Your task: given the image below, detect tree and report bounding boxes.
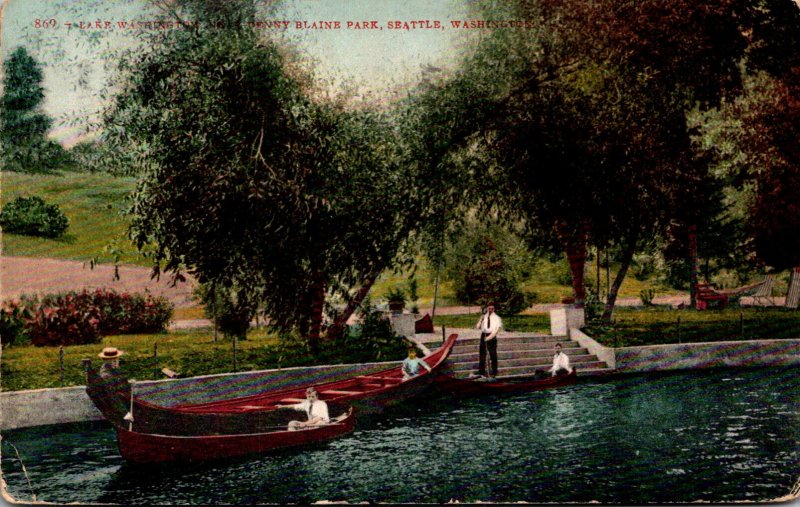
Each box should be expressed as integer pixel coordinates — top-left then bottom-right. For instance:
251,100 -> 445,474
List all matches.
1,46 -> 67,173
105,1 -> 420,351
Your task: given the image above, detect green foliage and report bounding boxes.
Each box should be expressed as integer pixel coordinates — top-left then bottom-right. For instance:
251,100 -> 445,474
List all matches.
640,289 -> 656,306
384,287 -> 407,304
0,196 -> 69,238
1,47 -> 66,173
446,222 -> 536,314
195,283 -> 256,340
0,303 -> 32,347
105,5 -> 424,343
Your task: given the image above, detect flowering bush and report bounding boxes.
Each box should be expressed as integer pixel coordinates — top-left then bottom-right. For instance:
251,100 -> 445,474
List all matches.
15,289 -> 174,347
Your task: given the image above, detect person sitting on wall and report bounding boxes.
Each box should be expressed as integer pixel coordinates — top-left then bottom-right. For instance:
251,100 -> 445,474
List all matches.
549,343 -> 573,376
287,387 -> 330,431
97,347 -> 124,376
402,346 -> 432,381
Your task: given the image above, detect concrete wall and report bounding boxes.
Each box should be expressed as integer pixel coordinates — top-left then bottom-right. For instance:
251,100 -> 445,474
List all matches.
570,328 -> 616,369
1,361 -> 397,431
550,308 -> 585,337
614,339 -> 800,373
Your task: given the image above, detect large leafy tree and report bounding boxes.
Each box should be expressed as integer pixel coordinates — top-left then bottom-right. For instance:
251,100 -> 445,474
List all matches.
1,47 -> 67,173
105,1 -> 417,350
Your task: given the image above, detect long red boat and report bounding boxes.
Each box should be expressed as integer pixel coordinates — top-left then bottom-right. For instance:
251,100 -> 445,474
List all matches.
434,369 -> 577,395
86,334 -> 458,436
116,408 -> 356,464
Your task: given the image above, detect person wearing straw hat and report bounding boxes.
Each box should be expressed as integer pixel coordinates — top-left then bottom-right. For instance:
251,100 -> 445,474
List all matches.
98,347 -> 124,376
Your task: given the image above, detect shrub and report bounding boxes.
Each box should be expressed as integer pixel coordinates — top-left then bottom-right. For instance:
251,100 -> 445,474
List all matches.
0,196 -> 69,238
18,289 -> 173,347
195,283 -> 256,340
0,302 -> 32,347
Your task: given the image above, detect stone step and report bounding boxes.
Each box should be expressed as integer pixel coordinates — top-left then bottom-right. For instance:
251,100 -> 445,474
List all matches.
454,335 -> 567,346
449,347 -> 588,362
487,367 -> 616,380
447,354 -> 601,371
452,341 -> 575,355
451,361 -> 610,378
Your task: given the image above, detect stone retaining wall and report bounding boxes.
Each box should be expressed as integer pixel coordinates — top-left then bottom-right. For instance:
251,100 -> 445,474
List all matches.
0,361 -> 395,431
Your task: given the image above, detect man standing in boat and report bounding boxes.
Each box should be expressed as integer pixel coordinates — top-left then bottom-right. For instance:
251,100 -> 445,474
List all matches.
475,302 -> 502,378
549,343 -> 573,376
287,387 -> 330,431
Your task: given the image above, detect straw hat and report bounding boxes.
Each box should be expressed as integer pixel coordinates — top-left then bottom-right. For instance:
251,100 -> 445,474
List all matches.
98,347 -> 124,359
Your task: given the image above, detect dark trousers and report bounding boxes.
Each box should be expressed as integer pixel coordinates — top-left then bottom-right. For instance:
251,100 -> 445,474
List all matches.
478,333 -> 498,376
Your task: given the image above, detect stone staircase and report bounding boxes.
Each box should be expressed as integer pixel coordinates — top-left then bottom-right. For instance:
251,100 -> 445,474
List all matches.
444,333 -> 613,378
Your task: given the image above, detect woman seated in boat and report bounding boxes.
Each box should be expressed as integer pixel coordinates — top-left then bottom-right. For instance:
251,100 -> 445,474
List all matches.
549,343 -> 573,376
287,387 -> 330,431
402,346 -> 432,381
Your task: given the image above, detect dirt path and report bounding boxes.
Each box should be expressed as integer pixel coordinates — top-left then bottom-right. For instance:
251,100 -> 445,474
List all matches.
1,256 -> 197,307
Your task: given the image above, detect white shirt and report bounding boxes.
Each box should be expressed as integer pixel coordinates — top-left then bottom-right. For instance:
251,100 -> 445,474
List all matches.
291,399 -> 330,423
550,351 -> 572,375
476,312 -> 502,337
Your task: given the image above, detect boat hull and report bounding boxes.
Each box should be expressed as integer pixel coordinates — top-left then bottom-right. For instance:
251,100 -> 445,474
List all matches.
433,369 -> 577,395
116,409 -> 356,464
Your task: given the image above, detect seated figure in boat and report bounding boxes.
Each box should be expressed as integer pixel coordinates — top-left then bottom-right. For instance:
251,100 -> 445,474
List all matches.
549,343 -> 573,377
402,346 -> 432,381
287,387 -> 330,431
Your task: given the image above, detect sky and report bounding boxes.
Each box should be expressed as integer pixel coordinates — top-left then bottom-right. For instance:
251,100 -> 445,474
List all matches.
0,0 -> 476,146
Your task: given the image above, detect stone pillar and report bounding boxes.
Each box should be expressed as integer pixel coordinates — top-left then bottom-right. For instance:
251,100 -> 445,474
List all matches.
390,313 -> 416,339
550,307 -> 585,338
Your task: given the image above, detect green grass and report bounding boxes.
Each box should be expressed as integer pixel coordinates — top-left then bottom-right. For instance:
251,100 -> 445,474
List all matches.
1,170 -> 147,265
584,306 -> 800,347
434,313 -> 551,333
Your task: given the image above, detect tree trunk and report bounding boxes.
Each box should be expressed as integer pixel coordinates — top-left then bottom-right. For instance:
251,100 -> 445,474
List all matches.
431,268 -> 440,319
326,271 -> 380,340
602,234 -> 638,321
556,220 -> 588,308
689,224 -> 699,308
307,274 -> 326,354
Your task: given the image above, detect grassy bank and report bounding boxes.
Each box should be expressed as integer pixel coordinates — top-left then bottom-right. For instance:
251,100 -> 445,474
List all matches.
584,307 -> 800,347
1,171 -> 146,265
0,327 -> 408,392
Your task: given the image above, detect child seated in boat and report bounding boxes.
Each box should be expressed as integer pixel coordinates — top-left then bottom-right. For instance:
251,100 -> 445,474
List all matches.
287,387 -> 330,431
402,346 -> 432,381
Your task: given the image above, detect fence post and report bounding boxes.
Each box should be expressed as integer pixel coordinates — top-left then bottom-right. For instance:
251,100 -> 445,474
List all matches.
233,334 -> 238,373
677,316 -> 682,344
59,345 -> 65,387
442,326 -> 446,344
612,320 -> 618,348
153,342 -> 158,377
740,311 -> 744,338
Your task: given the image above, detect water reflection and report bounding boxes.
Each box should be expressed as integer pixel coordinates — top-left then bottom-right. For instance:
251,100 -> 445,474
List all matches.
2,367 -> 798,504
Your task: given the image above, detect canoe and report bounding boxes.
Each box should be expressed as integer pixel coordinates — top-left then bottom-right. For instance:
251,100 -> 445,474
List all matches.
433,369 -> 577,395
116,408 -> 356,464
86,334 -> 458,435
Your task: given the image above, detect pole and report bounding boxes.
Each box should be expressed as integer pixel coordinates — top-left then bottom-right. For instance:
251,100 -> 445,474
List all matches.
153,342 -> 158,377
442,325 -> 446,344
59,345 -> 64,387
678,316 -> 682,344
212,283 -> 218,343
689,225 -> 699,309
233,334 -> 238,373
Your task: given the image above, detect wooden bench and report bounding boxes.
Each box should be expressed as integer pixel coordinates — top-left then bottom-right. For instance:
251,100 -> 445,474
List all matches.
695,282 -> 728,310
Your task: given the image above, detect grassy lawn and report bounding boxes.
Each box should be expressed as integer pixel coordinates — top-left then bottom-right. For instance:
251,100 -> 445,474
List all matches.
584,306 -> 800,347
1,170 -> 147,266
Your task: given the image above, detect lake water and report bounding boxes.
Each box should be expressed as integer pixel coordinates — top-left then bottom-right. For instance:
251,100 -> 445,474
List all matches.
2,367 -> 799,504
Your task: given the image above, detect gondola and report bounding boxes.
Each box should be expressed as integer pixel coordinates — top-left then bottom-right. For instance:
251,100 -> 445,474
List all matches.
116,408 -> 356,464
86,334 -> 458,435
433,369 -> 577,395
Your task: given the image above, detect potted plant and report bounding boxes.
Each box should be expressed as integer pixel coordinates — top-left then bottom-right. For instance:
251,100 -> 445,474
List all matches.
385,287 -> 407,314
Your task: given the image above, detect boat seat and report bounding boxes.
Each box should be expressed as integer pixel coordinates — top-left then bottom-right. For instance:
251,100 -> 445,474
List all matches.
321,389 -> 363,396
278,397 -> 305,403
359,376 -> 402,383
